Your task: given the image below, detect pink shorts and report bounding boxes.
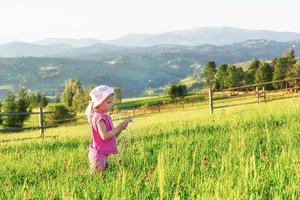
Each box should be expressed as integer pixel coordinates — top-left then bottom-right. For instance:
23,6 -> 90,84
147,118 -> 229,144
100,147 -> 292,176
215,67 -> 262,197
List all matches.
88,151 -> 108,172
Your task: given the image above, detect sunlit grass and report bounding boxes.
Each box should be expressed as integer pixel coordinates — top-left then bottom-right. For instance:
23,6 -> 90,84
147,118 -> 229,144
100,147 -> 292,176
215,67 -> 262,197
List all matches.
1,96 -> 300,199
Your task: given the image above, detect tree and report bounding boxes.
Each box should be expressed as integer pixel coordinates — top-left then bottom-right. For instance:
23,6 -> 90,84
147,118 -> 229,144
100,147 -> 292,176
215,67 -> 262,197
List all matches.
167,84 -> 177,101
45,103 -> 76,126
28,92 -> 48,109
113,87 -> 122,111
40,95 -> 48,108
245,59 -> 260,85
255,62 -> 273,85
273,58 -> 287,89
61,78 -> 84,110
214,64 -> 228,89
177,84 -> 187,102
204,61 -> 217,88
72,89 -> 84,111
28,93 -> 37,110
1,88 -> 32,128
167,84 -> 187,102
15,87 -> 30,127
284,48 -> 296,74
225,65 -> 244,88
284,49 -> 298,78
114,88 -> 122,104
2,94 -> 17,127
36,92 -> 42,107
288,60 -> 300,78
284,48 -> 295,60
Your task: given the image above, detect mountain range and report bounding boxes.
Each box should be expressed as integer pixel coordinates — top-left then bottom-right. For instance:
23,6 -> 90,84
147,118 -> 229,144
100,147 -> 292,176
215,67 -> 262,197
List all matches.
1,27 -> 300,48
0,39 -> 299,99
105,26 -> 300,47
0,27 -> 299,99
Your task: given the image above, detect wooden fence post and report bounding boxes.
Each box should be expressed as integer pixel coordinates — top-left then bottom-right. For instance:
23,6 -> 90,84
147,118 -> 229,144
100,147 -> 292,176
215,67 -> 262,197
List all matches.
262,86 -> 266,102
208,88 -> 213,115
256,86 -> 259,102
133,108 -> 135,117
39,107 -> 45,139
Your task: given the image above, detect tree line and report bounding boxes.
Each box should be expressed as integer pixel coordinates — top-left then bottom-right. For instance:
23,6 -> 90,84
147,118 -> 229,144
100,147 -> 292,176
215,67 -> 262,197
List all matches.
0,76 -> 187,128
0,78 -> 123,128
0,88 -> 48,128
204,49 -> 300,90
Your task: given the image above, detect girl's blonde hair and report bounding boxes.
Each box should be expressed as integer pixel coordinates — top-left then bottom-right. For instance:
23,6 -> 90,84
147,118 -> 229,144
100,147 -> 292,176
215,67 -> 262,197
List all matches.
85,101 -> 94,123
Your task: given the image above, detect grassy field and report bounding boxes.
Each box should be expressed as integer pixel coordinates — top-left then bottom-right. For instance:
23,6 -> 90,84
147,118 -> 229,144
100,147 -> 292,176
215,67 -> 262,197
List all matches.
1,95 -> 300,199
120,93 -> 205,109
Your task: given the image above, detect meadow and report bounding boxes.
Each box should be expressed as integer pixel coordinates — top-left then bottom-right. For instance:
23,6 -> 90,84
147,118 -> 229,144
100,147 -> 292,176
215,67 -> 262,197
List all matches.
1,95 -> 300,199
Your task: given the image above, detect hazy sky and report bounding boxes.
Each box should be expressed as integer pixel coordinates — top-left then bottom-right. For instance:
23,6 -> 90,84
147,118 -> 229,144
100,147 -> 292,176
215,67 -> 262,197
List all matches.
0,0 -> 299,42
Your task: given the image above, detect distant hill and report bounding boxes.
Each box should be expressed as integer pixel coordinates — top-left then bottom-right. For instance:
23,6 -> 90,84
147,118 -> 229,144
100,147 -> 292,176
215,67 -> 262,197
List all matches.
0,42 -> 72,57
0,39 -> 299,99
1,26 -> 300,99
49,43 -> 128,59
106,27 -> 300,47
34,37 -> 103,47
0,55 -> 194,99
5,26 -> 300,49
0,42 -> 127,58
0,39 -> 299,61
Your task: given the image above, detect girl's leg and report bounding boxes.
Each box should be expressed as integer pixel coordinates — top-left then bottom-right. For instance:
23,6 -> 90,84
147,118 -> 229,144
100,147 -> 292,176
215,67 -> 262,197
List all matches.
88,151 -> 98,174
89,151 -> 108,173
88,151 -> 106,173
95,154 -> 107,171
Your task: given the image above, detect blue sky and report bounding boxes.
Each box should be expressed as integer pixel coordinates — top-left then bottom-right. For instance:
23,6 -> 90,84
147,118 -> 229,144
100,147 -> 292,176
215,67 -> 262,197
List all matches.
0,0 -> 299,41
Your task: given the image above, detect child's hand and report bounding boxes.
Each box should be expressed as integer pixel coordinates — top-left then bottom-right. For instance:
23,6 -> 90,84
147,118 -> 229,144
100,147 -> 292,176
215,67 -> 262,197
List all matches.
119,118 -> 131,130
125,116 -> 133,123
118,117 -> 132,130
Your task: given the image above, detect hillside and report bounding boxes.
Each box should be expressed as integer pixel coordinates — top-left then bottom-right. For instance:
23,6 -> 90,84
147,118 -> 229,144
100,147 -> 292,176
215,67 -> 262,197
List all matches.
0,39 -> 299,60
106,26 -> 300,47
34,37 -> 103,48
0,40 -> 299,99
0,56 -> 192,99
7,27 -> 296,48
0,42 -> 72,57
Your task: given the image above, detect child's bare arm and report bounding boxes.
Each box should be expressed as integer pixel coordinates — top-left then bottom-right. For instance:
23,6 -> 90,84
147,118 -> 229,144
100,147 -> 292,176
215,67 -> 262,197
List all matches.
115,117 -> 132,137
97,118 -> 131,140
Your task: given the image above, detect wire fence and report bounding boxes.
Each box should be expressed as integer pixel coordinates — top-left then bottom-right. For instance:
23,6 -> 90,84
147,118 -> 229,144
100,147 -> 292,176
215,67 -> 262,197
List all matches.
0,99 -> 208,137
0,108 -> 55,138
208,76 -> 300,114
4,77 -> 298,136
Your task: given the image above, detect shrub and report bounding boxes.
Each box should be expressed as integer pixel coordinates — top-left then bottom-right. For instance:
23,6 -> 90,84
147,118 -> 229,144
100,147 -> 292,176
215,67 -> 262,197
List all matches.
45,103 -> 76,126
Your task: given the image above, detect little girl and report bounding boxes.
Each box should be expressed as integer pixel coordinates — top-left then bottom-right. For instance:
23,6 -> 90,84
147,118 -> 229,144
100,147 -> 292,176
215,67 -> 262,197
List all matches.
85,85 -> 131,173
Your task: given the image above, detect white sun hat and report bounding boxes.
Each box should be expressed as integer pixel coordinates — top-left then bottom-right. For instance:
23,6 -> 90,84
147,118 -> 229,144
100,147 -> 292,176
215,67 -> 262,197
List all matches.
89,85 -> 114,109
85,85 -> 114,123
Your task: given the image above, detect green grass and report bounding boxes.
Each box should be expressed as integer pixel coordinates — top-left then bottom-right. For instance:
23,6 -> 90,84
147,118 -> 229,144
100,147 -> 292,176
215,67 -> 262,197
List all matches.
120,93 -> 205,109
120,95 -> 171,109
1,96 -> 300,199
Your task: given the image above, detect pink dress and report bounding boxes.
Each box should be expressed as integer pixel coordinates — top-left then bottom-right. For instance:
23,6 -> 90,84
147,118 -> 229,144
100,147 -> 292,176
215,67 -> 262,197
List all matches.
88,112 -> 118,170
